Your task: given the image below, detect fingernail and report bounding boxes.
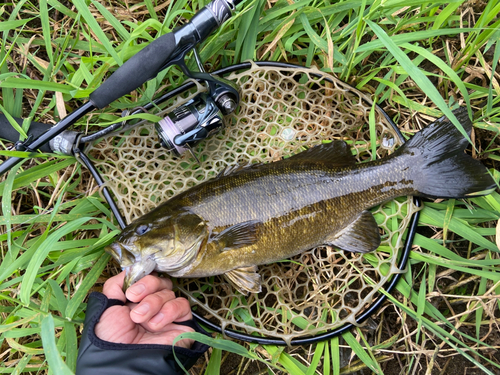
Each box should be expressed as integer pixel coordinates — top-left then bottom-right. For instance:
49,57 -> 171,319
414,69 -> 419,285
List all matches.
128,283 -> 145,296
150,312 -> 164,325
133,303 -> 149,315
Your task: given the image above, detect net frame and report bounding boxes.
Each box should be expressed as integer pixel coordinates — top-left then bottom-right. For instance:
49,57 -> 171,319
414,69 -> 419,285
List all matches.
92,62 -> 421,345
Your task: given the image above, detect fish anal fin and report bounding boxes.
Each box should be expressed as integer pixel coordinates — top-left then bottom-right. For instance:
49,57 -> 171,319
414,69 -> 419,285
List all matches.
211,220 -> 261,251
328,211 -> 380,253
225,266 -> 261,294
286,141 -> 356,167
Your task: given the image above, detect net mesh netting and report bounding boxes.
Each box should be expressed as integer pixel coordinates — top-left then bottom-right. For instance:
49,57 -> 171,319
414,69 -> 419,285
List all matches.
93,63 -> 420,344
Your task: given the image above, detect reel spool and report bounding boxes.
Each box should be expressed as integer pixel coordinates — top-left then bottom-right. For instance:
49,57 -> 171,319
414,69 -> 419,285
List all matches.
155,84 -> 238,157
92,62 -> 420,346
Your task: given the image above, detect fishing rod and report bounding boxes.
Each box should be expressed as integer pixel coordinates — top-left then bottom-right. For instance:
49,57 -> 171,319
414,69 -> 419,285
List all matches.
0,0 -> 243,183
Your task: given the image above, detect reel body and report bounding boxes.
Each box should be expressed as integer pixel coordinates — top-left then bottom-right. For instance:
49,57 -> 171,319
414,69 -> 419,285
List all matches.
155,78 -> 239,157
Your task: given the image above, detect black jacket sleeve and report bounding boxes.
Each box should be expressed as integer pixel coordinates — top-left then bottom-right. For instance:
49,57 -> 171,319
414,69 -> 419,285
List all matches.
76,292 -> 210,375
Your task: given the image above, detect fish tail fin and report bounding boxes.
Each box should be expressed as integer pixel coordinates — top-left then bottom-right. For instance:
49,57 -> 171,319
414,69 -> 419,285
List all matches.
401,107 -> 496,199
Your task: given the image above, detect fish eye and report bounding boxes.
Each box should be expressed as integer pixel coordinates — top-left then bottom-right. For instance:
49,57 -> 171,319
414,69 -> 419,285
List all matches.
136,224 -> 150,235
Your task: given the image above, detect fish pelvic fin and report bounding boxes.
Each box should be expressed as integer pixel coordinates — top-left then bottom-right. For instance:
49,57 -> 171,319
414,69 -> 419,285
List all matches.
327,210 -> 381,253
225,266 -> 261,294
401,107 -> 496,199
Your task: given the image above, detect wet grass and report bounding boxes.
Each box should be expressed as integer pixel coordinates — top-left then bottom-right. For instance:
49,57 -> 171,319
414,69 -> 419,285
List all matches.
1,0 -> 500,374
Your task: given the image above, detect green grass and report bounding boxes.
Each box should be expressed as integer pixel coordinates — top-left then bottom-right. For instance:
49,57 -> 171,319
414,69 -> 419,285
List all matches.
1,0 -> 500,374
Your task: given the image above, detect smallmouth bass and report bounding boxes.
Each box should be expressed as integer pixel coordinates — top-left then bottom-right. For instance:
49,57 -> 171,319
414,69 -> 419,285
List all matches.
106,107 -> 496,293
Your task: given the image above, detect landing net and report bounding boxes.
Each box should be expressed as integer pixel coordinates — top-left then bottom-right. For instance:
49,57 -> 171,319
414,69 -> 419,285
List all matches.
93,63 -> 420,344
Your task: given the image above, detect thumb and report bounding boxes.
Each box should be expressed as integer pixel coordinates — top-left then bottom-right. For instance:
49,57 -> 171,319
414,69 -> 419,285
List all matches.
102,271 -> 127,302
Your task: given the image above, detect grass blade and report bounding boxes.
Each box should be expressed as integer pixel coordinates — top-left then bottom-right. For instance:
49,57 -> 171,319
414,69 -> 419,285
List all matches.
331,336 -> 340,375
91,0 -> 130,41
2,163 -> 20,257
305,342 -> 324,375
0,18 -> 34,32
72,0 -> 123,65
39,0 -> 53,62
1,78 -> 76,95
64,321 -> 78,372
20,217 -> 95,305
365,20 -> 471,141
342,331 -> 381,374
400,43 -> 471,111
0,158 -> 76,197
40,314 -> 73,375
64,252 -> 110,319
355,28 -> 477,53
204,346 -> 222,375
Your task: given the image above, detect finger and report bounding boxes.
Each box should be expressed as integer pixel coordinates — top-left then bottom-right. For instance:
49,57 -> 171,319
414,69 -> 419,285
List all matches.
141,297 -> 193,332
125,275 -> 173,303
130,289 -> 177,324
102,271 -> 127,302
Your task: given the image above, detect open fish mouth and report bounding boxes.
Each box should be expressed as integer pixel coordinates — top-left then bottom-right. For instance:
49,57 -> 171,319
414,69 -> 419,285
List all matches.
122,257 -> 158,291
105,242 -> 136,267
105,242 -> 158,290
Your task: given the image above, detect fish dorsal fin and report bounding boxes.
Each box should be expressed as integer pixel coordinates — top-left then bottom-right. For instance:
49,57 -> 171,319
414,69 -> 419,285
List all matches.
225,266 -> 261,294
211,220 -> 261,251
285,141 -> 356,167
216,164 -> 245,178
216,162 -> 265,178
327,211 -> 380,253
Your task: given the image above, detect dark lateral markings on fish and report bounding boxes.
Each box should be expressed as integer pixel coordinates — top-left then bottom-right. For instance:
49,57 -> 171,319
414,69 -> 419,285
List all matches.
106,107 -> 496,294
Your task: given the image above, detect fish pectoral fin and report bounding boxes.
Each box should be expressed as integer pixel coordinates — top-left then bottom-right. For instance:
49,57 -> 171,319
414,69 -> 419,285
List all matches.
327,211 -> 381,253
285,141 -> 356,167
211,220 -> 261,251
225,266 -> 261,294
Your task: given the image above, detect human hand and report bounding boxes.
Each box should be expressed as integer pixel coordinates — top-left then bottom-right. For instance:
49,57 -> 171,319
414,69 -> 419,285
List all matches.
95,271 -> 194,348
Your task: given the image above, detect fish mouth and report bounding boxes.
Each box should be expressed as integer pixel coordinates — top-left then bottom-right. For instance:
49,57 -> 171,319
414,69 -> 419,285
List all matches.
105,242 -> 136,267
122,257 -> 158,292
123,266 -> 135,292
105,242 -> 156,291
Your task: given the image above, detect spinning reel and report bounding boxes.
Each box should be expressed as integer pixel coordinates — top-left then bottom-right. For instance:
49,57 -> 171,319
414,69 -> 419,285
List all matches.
155,52 -> 240,159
